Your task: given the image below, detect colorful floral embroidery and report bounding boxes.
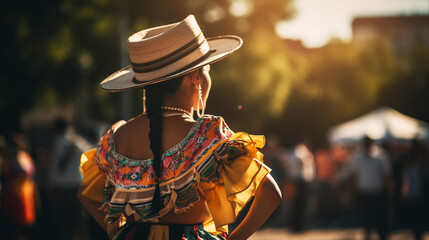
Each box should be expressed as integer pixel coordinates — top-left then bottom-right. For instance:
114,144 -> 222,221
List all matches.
94,115 -> 235,223
80,117 -> 270,234
225,141 -> 248,164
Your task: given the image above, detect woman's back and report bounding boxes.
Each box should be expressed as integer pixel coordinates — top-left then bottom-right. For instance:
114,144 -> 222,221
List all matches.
113,114 -> 212,224
113,115 -> 195,160
78,15 -> 282,240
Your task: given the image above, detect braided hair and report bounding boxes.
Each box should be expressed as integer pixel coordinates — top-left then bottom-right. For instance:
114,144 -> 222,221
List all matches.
144,75 -> 186,214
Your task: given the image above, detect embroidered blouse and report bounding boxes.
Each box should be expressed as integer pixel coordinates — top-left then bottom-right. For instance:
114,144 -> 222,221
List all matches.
79,115 -> 270,234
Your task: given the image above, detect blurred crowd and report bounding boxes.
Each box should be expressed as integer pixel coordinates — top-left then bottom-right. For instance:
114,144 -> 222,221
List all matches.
1,119 -> 428,240
263,135 -> 429,240
0,118 -> 107,240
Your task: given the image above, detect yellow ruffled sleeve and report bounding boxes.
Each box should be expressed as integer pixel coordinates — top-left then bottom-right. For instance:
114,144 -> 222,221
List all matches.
79,149 -> 106,203
79,121 -> 124,203
199,132 -> 271,233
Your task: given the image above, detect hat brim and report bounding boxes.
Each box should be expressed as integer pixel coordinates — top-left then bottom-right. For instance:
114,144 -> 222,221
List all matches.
99,35 -> 242,92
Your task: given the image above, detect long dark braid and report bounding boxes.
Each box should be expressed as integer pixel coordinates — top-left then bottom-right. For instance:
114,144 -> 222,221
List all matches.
145,86 -> 163,213
144,75 -> 186,214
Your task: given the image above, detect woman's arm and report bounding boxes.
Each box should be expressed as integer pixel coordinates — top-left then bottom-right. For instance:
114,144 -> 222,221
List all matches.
77,187 -> 122,239
227,174 -> 282,240
76,186 -> 107,232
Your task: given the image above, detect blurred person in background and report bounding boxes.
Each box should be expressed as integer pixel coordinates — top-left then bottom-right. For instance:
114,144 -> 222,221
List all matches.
48,118 -> 83,240
314,143 -> 338,225
284,141 -> 315,232
1,133 -> 39,240
76,15 -> 281,240
401,139 -> 426,240
341,135 -> 392,240
381,140 -> 406,230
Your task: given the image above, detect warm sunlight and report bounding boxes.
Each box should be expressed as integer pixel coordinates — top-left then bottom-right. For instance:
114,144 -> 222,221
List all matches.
276,0 -> 429,48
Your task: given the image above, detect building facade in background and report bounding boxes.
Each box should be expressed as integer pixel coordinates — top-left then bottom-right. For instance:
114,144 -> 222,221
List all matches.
352,15 -> 429,56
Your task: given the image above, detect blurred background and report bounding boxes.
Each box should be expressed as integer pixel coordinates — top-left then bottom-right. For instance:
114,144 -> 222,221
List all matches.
1,0 -> 428,239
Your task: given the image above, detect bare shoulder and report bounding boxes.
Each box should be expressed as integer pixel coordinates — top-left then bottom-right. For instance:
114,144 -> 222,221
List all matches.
113,115 -> 198,159
113,115 -> 151,159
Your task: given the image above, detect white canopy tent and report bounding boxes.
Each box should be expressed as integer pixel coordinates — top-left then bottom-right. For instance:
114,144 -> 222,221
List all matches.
328,107 -> 429,144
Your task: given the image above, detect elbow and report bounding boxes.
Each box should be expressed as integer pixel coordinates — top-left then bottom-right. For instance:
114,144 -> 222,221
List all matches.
261,174 -> 282,204
273,185 -> 282,205
268,188 -> 282,210
275,187 -> 283,202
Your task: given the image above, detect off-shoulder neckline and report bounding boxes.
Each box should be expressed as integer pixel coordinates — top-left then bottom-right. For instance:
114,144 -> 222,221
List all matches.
108,116 -> 209,166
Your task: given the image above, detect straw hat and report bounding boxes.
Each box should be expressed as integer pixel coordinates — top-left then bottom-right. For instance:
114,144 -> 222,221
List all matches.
100,15 -> 243,92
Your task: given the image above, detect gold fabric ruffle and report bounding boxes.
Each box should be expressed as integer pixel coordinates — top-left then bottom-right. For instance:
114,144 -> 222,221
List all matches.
79,132 -> 270,235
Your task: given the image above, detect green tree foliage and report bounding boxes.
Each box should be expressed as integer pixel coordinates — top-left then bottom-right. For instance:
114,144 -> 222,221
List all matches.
1,0 -> 295,137
1,0 -> 119,135
125,0 -> 296,131
380,41 -> 429,121
267,39 -> 400,146
209,29 -> 305,132
4,0 -> 428,149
